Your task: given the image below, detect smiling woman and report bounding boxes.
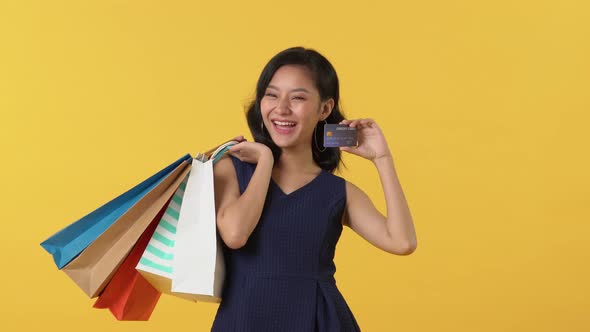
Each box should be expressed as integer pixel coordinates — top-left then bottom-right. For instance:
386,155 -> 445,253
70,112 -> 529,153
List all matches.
211,46 -> 416,331
245,47 -> 347,172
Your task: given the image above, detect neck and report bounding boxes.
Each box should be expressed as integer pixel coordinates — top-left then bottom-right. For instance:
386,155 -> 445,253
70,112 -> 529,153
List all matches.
274,143 -> 319,174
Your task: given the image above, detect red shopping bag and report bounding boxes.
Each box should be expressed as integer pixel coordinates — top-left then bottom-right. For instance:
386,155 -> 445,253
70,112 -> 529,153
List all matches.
93,196 -> 171,320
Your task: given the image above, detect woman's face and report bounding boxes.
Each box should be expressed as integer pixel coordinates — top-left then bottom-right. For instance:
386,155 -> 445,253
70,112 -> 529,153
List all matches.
260,64 -> 333,149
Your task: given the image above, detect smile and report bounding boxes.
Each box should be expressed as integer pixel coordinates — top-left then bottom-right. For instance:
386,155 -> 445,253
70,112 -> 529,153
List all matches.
271,120 -> 297,135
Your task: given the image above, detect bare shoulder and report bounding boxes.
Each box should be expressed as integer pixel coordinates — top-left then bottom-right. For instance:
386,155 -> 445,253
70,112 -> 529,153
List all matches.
340,179 -> 366,226
213,153 -> 234,175
343,179 -> 367,204
212,154 -> 241,213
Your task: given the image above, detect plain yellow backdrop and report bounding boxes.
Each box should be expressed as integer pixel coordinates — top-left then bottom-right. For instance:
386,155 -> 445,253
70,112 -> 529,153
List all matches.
1,0 -> 588,331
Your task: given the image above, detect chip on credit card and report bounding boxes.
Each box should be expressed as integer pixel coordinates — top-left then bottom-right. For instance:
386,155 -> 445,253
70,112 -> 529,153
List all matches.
323,124 -> 358,147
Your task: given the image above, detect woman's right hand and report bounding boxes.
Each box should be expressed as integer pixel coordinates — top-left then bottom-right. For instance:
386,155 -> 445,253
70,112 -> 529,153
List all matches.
230,135 -> 247,143
228,140 -> 273,164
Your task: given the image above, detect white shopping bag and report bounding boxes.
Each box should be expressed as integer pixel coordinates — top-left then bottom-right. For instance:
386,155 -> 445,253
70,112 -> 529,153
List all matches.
172,157 -> 225,302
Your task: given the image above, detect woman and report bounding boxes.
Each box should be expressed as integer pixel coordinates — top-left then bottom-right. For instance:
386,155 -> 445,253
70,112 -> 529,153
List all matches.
211,46 -> 417,331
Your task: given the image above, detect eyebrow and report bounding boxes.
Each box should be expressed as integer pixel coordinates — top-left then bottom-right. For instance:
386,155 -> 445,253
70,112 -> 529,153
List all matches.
267,84 -> 311,94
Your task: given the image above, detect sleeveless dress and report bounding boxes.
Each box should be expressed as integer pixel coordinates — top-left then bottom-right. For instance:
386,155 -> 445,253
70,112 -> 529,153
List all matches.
211,155 -> 361,332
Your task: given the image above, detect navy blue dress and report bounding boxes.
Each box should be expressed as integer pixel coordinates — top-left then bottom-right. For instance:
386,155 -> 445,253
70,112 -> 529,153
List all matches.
211,155 -> 361,332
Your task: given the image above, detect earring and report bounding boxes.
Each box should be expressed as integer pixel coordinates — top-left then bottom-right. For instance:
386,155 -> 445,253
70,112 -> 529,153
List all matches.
314,119 -> 327,152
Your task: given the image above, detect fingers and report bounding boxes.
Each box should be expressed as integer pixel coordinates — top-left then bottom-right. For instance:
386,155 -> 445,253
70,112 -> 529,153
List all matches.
339,146 -> 359,155
339,118 -> 375,128
228,141 -> 244,152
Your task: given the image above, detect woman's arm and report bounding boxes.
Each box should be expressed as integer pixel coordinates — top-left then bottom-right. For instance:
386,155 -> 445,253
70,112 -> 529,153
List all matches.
342,155 -> 417,255
214,150 -> 274,249
338,118 -> 417,255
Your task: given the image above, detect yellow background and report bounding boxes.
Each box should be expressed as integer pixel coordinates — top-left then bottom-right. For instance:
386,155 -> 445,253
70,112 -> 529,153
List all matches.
1,0 -> 588,331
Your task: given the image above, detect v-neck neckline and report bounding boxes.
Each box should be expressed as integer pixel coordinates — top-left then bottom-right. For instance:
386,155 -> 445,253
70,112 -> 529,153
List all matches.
270,169 -> 326,198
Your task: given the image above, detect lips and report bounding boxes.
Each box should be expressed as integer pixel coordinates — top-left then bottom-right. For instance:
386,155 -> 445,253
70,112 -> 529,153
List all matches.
271,119 -> 297,125
270,119 -> 297,134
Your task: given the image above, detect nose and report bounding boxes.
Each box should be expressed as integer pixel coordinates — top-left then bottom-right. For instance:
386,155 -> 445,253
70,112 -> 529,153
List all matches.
275,95 -> 291,114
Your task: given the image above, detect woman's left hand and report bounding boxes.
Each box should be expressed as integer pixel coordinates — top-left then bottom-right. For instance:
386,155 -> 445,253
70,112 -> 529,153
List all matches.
338,118 -> 392,162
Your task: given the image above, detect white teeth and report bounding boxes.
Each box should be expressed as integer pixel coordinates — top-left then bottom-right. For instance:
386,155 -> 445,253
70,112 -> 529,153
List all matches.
273,121 -> 296,126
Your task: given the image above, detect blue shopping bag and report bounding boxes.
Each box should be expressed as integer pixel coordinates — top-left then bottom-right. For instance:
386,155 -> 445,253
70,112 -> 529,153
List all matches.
40,153 -> 193,269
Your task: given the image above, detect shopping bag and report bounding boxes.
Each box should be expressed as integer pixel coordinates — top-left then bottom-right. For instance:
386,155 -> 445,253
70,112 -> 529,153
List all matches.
135,172 -> 197,301
62,158 -> 191,297
138,140 -> 238,303
41,153 -> 192,269
171,156 -> 224,302
92,195 -> 168,321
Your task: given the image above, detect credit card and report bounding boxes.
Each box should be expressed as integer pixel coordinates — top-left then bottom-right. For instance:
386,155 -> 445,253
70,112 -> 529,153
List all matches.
323,124 -> 358,147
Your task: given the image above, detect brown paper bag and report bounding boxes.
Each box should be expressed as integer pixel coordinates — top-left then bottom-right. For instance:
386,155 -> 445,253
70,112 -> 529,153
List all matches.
62,159 -> 191,297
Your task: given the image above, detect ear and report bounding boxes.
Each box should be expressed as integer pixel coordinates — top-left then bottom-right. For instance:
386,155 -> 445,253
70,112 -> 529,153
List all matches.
320,98 -> 335,120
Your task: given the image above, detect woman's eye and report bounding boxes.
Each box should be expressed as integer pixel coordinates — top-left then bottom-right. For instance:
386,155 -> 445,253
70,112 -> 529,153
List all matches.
263,93 -> 304,100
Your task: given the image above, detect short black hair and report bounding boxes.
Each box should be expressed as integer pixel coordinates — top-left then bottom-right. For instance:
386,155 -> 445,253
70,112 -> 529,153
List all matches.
244,46 -> 348,174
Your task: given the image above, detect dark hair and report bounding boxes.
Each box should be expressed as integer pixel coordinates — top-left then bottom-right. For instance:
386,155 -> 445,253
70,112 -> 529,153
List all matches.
244,46 -> 347,174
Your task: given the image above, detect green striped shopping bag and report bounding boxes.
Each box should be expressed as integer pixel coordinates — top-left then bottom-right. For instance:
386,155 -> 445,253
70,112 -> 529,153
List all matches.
135,170 -> 199,302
